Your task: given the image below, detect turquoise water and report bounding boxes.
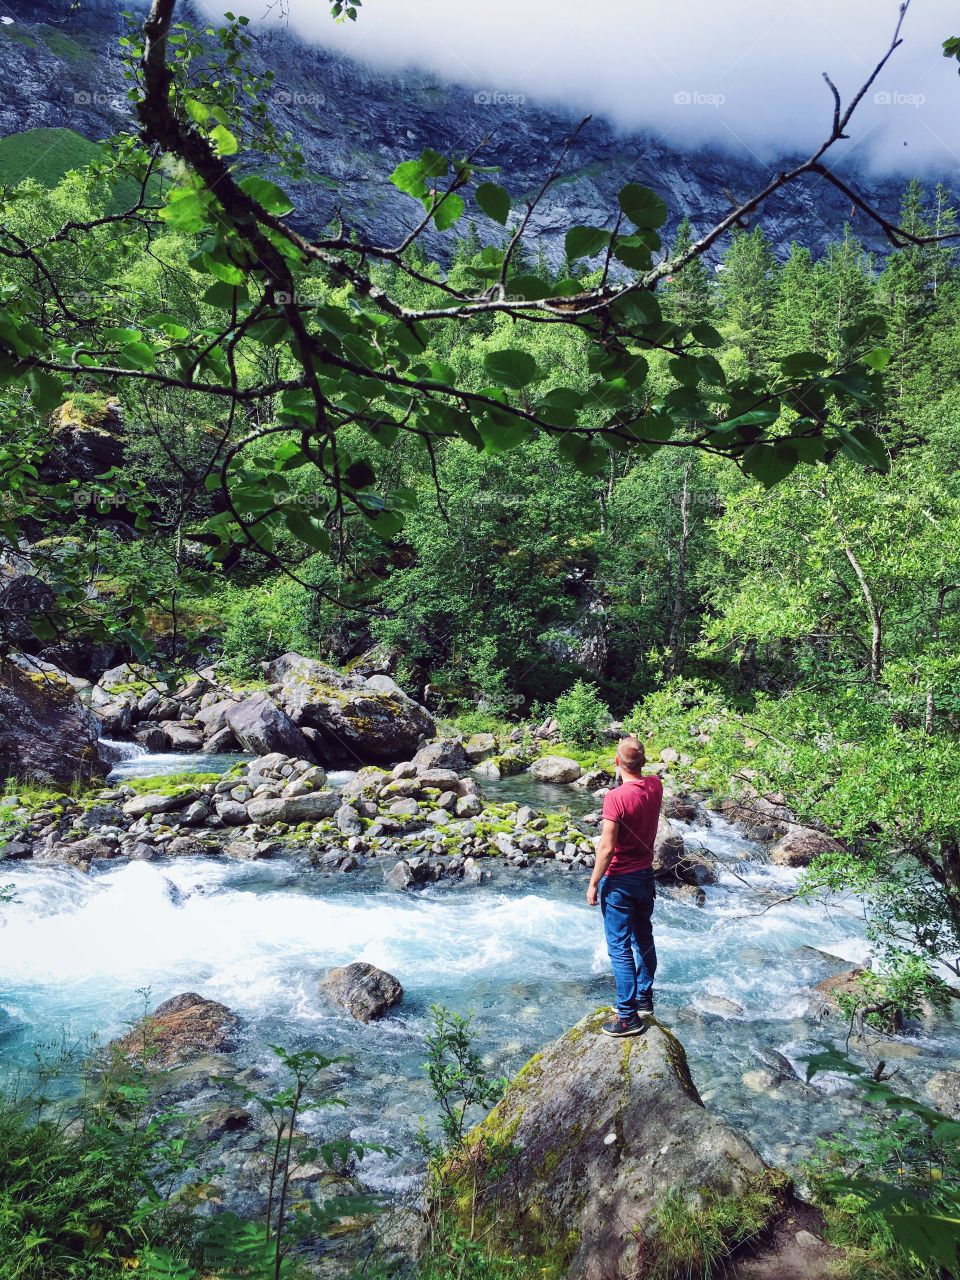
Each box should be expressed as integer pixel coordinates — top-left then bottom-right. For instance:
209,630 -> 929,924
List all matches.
3,753 -> 957,1189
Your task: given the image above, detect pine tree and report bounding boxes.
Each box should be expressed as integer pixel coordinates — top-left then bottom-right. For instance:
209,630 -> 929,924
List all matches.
717,226 -> 778,374
770,243 -> 824,359
820,225 -> 876,361
661,217 -> 714,325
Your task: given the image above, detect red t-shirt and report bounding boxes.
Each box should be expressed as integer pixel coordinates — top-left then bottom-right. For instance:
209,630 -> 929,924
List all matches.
601,775 -> 663,874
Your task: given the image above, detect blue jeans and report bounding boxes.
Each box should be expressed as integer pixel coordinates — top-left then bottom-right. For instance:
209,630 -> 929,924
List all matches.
600,869 -> 657,1018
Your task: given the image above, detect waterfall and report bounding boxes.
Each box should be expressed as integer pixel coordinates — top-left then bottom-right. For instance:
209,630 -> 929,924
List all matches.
97,737 -> 148,763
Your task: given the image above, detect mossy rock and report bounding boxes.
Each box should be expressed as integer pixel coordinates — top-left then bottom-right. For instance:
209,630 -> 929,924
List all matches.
445,1010 -> 783,1279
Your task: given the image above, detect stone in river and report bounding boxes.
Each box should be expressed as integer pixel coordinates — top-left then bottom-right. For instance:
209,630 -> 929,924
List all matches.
770,825 -> 844,867
695,994 -> 746,1018
122,790 -> 200,818
412,739 -> 468,774
226,691 -> 315,761
924,1070 -> 960,1120
246,790 -> 338,824
454,1009 -> 802,1280
529,755 -> 582,784
321,961 -> 403,1022
113,992 -> 238,1068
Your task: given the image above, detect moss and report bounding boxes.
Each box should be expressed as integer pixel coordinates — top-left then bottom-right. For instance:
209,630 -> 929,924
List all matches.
38,27 -> 90,63
126,772 -> 219,796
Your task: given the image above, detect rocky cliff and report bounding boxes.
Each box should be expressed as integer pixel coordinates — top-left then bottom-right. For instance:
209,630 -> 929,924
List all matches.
0,0 -> 907,264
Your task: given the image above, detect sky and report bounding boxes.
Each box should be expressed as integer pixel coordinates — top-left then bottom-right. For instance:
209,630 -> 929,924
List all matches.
198,0 -> 959,173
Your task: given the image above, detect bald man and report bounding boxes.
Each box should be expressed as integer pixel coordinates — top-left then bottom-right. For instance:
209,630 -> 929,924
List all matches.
587,734 -> 662,1036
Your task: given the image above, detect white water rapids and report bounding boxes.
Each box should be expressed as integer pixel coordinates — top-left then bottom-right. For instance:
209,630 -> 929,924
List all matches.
2,760 -> 957,1185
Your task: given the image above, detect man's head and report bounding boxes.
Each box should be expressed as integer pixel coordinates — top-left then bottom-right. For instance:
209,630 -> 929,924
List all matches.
615,734 -> 645,777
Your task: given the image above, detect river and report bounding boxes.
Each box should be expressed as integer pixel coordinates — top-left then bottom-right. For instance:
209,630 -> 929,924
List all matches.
2,748 -> 957,1190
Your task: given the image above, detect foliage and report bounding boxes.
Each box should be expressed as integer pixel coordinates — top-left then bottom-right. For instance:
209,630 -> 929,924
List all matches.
647,1173 -> 785,1280
550,680 -> 610,746
419,1006 -> 506,1161
806,1052 -> 960,1278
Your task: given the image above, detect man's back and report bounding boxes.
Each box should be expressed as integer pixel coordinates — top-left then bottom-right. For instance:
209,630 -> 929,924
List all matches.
601,774 -> 663,874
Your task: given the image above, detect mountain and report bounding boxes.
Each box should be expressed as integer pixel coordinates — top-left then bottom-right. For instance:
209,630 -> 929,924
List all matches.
0,0 -> 911,264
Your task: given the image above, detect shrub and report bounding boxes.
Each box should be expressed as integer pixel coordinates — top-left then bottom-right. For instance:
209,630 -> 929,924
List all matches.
551,681 -> 610,746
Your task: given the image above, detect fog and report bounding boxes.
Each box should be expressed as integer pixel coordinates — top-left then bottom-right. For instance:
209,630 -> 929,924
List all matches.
196,0 -> 958,172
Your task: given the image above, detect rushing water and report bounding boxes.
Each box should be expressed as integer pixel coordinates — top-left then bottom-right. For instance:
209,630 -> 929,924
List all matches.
2,753 -> 958,1189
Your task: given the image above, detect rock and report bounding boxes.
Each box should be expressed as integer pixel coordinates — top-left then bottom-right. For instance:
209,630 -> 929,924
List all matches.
529,755 -> 582,784
159,721 -> 205,751
226,692 -> 315,761
463,732 -> 497,762
388,797 -> 420,818
662,794 -> 699,823
166,836 -> 209,857
455,793 -> 482,818
0,657 -> 106,788
652,818 -> 686,881
336,804 -> 364,835
923,1071 -> 960,1120
132,724 -> 168,753
458,1011 -> 779,1280
216,800 -> 250,826
696,995 -> 746,1018
664,883 -> 707,907
812,968 -> 867,1011
113,993 -> 238,1067
246,791 -> 339,825
462,856 -> 484,884
364,673 -> 402,695
385,860 -> 414,890
676,852 -> 718,886
37,835 -> 117,865
263,653 -> 434,764
660,747 -> 680,764
534,716 -> 559,739
770,826 -> 843,867
321,961 -> 403,1022
412,739 -> 468,774
196,697 -> 240,735
204,726 -> 238,753
122,790 -> 199,817
416,767 -> 461,789
199,1105 -> 253,1143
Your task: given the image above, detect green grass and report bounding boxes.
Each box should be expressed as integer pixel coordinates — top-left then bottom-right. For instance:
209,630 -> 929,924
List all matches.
0,127 -> 103,189
0,26 -> 38,49
125,772 -> 220,796
648,1177 -> 785,1280
37,26 -> 90,65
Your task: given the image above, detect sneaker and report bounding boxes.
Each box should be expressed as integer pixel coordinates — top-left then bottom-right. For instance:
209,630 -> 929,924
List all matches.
600,1012 -> 646,1038
636,994 -> 654,1015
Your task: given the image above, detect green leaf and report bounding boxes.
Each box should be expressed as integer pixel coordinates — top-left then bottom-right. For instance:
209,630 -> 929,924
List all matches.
483,348 -> 540,389
475,181 -> 510,224
690,323 -> 723,349
27,369 -> 64,413
239,174 -> 294,215
565,226 -> 610,261
780,351 -> 829,377
742,443 -> 799,488
618,183 -> 668,229
557,432 -> 608,476
284,508 -> 330,553
838,425 -> 889,472
209,123 -> 239,156
862,346 -> 891,371
433,193 -> 464,231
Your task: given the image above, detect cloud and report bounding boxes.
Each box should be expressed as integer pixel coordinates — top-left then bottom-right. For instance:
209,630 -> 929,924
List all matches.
198,0 -> 959,173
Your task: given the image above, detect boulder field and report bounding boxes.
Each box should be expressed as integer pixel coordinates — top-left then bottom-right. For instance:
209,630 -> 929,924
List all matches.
0,745 -> 716,899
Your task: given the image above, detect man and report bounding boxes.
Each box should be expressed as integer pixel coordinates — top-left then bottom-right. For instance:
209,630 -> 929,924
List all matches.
587,734 -> 662,1037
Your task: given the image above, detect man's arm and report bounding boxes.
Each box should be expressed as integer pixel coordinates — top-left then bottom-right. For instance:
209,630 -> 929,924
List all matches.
587,819 -> 618,905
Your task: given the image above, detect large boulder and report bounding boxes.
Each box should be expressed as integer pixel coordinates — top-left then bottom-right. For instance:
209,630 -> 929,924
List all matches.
924,1071 -> 960,1120
122,790 -> 200,818
530,755 -> 582,784
112,992 -> 237,1067
770,825 -> 843,867
454,1011 -> 787,1279
263,653 -> 434,765
321,961 -> 403,1022
0,658 -> 106,787
226,691 -> 315,760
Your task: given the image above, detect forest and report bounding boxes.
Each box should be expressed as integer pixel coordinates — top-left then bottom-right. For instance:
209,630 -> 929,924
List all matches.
1,3 -> 959,1278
